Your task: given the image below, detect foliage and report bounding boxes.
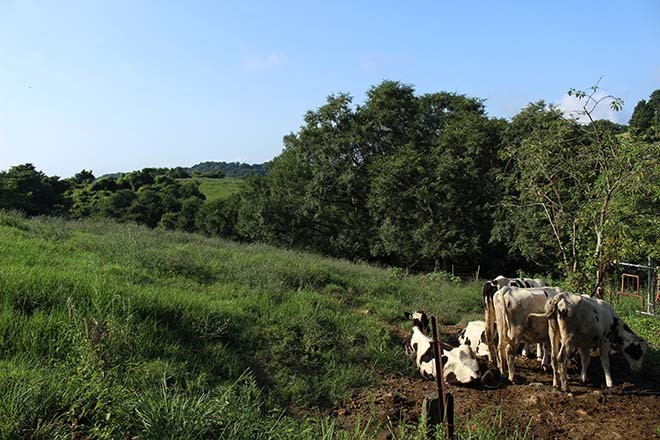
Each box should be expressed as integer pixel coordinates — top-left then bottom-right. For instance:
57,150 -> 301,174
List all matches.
192,170 -> 225,178
629,89 -> 660,142
1,82 -> 658,281
1,213 -> 658,437
0,163 -> 70,216
494,85 -> 659,293
189,161 -> 268,178
0,213 -> 489,437
239,81 -> 504,271
195,195 -> 240,238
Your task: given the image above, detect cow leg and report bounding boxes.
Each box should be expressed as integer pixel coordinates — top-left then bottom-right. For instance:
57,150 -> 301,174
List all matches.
495,311 -> 507,374
506,342 -> 516,382
521,342 -> 529,358
599,342 -> 613,388
558,342 -> 570,392
548,323 -> 561,388
541,342 -> 551,371
579,348 -> 591,383
484,299 -> 492,363
497,340 -> 507,376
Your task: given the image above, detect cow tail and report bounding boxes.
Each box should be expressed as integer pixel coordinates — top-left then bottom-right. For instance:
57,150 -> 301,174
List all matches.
543,293 -> 563,319
503,295 -> 513,341
485,293 -> 496,349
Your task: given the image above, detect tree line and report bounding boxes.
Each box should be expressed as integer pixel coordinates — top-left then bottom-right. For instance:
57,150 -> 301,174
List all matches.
1,82 -> 658,293
190,161 -> 268,178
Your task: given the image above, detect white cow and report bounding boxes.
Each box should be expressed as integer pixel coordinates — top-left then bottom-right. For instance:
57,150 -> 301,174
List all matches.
458,321 -> 490,358
493,286 -> 562,382
532,292 -> 647,391
404,311 -> 480,385
483,276 -> 546,362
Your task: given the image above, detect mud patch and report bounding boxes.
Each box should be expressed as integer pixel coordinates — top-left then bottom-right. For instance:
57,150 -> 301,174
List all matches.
334,325 -> 660,439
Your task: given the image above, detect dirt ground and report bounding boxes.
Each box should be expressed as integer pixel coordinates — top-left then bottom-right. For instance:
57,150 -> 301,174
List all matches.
333,325 -> 660,439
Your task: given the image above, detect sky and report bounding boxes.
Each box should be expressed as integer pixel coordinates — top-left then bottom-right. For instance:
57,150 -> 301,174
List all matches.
1,0 -> 659,178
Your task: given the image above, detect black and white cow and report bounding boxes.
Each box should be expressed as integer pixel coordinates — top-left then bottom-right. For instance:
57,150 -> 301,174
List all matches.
482,276 -> 547,362
458,321 -> 490,358
533,292 -> 648,391
404,311 -> 480,385
493,286 -> 562,381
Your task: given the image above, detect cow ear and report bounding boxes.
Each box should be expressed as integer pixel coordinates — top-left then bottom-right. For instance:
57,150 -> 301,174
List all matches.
404,312 -> 412,320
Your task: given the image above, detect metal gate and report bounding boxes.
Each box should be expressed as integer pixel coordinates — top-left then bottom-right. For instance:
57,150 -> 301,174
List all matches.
609,256 -> 658,316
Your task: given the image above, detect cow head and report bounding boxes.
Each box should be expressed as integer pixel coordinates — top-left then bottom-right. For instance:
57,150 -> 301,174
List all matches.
619,322 -> 648,372
404,310 -> 430,334
403,310 -> 430,362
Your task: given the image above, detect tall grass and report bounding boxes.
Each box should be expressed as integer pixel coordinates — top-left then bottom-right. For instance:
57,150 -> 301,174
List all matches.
0,211 -> 488,437
6,211 -> 652,438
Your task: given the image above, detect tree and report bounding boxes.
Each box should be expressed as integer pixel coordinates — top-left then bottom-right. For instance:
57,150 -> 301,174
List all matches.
70,169 -> 95,186
117,169 -> 155,191
367,92 -> 502,269
496,84 -> 658,293
97,189 -> 137,221
127,188 -> 165,227
195,196 -> 240,238
629,89 -> 660,142
243,91 -> 373,258
238,81 -> 504,269
0,163 -> 68,215
69,186 -> 106,218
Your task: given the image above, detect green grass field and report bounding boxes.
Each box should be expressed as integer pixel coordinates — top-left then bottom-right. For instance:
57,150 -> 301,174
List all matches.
186,177 -> 244,202
0,211 -> 656,439
0,211 -> 486,438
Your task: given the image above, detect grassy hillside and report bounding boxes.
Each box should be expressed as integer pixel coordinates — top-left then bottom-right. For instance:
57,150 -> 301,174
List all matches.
1,211 -> 656,438
0,211 -> 485,439
186,177 -> 244,202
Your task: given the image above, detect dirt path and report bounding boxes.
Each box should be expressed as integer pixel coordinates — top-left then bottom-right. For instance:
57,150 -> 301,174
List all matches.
334,325 -> 660,439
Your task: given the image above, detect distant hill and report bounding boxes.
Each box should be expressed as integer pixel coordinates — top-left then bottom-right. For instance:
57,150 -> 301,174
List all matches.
98,161 -> 268,180
98,172 -> 123,179
189,161 -> 268,178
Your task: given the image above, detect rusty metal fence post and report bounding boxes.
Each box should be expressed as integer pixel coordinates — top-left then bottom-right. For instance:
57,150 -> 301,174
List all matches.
429,315 -> 454,439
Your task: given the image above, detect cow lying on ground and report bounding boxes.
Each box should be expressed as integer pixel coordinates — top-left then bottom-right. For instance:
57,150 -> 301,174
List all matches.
529,292 -> 647,391
493,286 -> 563,382
458,320 -> 490,358
483,276 -> 546,362
404,311 -> 480,385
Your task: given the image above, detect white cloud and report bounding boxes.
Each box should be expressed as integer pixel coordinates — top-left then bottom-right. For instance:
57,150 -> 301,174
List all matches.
242,52 -> 287,70
556,90 -> 623,124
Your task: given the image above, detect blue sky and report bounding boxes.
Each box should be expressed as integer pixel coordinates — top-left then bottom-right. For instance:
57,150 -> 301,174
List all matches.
1,0 -> 659,178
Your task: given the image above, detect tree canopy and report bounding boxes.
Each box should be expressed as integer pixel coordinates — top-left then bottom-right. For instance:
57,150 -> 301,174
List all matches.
1,81 -> 658,290
629,89 -> 660,142
237,81 -> 504,270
